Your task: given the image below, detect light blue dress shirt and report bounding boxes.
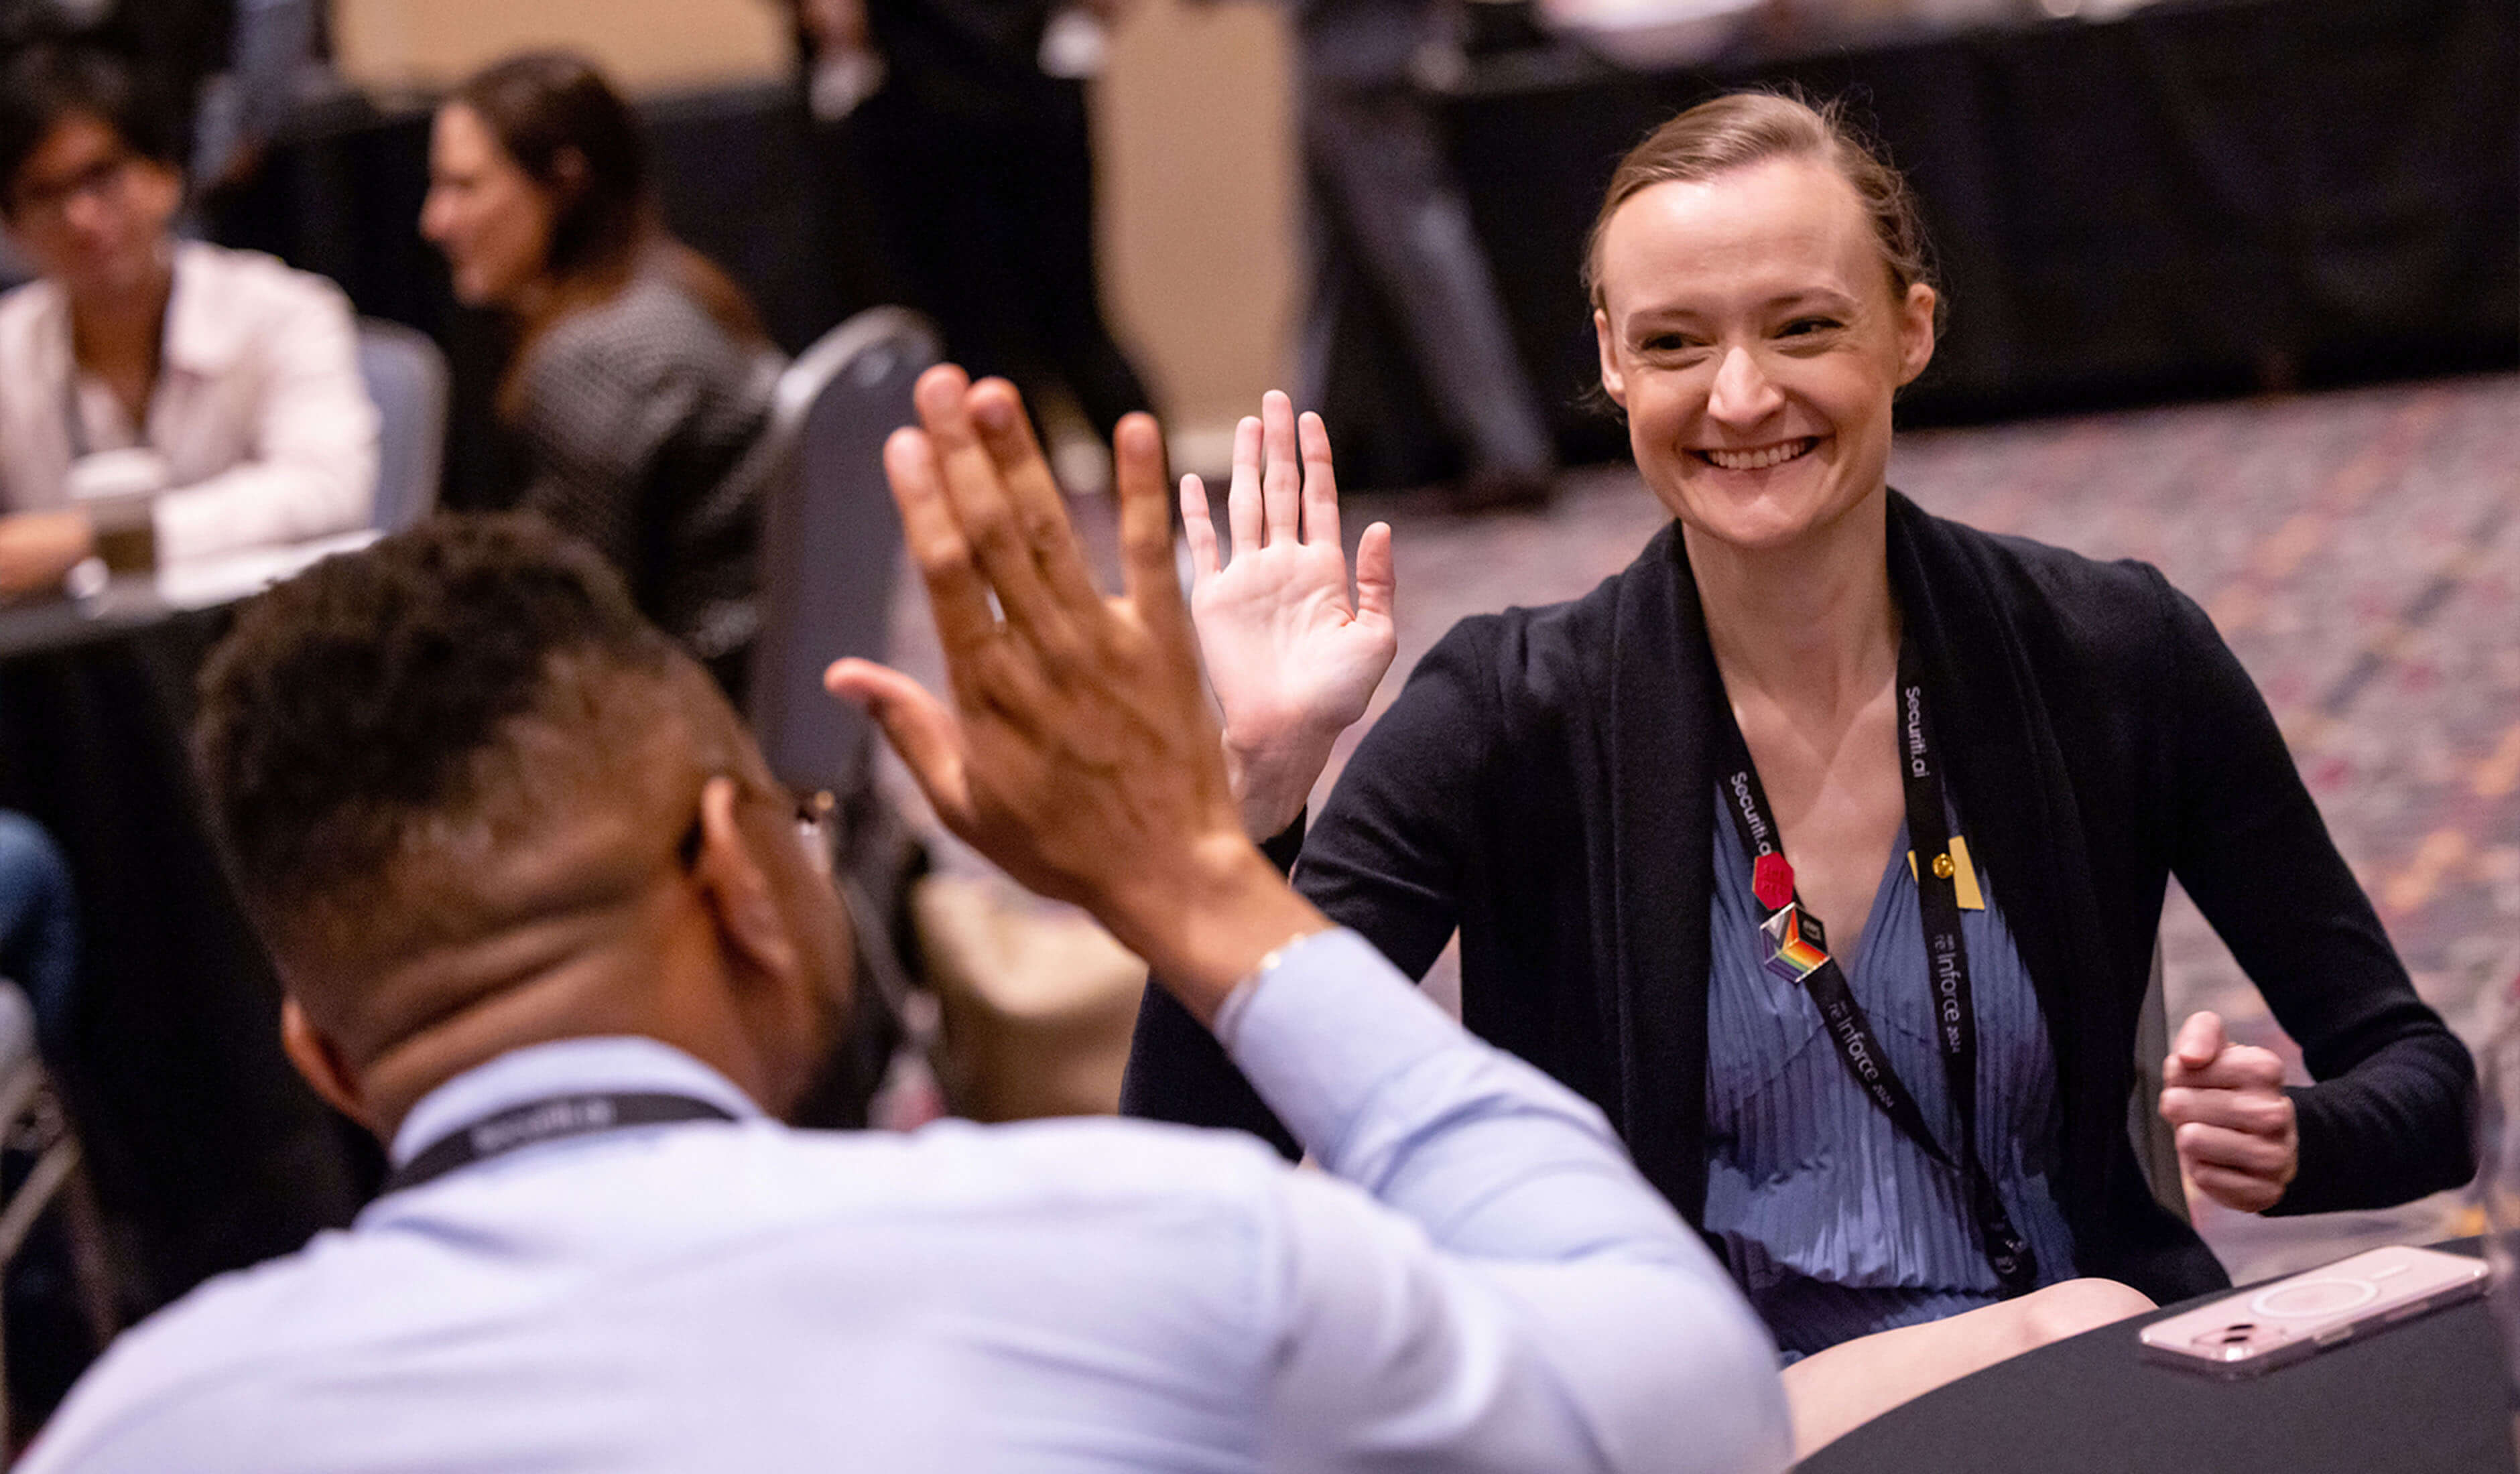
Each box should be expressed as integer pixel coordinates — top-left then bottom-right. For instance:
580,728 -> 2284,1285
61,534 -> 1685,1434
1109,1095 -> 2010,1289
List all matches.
25,929 -> 1790,1473
1704,804 -> 2079,1359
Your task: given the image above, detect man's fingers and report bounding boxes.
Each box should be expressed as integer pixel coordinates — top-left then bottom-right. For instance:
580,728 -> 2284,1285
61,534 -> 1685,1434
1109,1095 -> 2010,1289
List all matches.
1259,391 -> 1300,543
2158,1083 -> 2293,1137
883,426 -> 997,661
1297,409 -> 1340,549
967,377 -> 1102,610
1225,415 -> 1262,558
1180,474 -> 1220,582
2176,1122 -> 2293,1178
2171,1010 -> 2226,1069
823,658 -> 972,827
1114,412 -> 1189,645
913,368 -> 1072,654
1355,521 -> 1395,624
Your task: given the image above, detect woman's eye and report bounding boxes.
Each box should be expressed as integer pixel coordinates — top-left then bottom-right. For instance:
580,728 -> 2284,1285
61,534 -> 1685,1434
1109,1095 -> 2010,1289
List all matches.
1779,318 -> 1842,338
1639,333 -> 1700,354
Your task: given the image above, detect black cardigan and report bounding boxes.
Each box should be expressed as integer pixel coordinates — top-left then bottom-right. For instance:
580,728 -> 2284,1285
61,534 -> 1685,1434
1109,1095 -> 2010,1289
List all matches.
1122,492 -> 2476,1304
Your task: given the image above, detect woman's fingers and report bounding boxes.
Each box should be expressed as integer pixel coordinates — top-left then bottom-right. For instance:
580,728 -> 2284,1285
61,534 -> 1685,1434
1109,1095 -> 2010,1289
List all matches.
1225,415 -> 1262,559
2169,1010 -> 2225,1070
2165,1042 -> 2286,1093
823,657 -> 972,829
2157,1084 -> 2292,1137
1296,408 -> 1338,549
2174,1121 -> 2293,1177
1180,474 -> 1220,582
1260,390 -> 1300,543
2188,1162 -> 2283,1212
1355,521 -> 1395,624
966,377 -> 1103,610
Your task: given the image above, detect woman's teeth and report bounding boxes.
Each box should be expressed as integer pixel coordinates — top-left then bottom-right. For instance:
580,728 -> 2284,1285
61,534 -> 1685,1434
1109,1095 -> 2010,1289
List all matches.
1701,440 -> 1815,471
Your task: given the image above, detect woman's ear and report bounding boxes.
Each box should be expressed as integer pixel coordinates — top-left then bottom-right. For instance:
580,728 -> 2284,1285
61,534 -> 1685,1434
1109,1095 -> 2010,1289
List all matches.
1896,282 -> 1937,387
547,146 -> 591,202
281,998 -> 373,1132
1594,308 -> 1628,408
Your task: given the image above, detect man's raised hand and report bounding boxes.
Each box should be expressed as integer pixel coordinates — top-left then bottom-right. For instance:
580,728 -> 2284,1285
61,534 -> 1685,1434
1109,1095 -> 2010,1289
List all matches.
825,366 -> 1324,1020
1182,392 -> 1395,838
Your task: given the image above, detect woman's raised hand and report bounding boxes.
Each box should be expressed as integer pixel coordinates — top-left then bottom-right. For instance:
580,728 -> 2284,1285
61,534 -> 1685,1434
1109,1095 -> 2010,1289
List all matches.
1182,392 -> 1396,840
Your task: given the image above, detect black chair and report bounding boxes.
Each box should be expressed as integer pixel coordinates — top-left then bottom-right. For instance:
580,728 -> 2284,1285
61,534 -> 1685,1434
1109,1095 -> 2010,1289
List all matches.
745,306 -> 941,799
743,308 -> 941,1128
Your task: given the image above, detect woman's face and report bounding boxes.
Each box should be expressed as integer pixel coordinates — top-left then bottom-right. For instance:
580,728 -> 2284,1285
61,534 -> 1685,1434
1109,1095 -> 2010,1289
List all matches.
420,103 -> 556,310
4,113 -> 183,303
1592,156 -> 1936,552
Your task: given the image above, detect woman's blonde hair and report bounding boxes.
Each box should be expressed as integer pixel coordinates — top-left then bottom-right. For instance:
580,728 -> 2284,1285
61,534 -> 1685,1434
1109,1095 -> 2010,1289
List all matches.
1584,91 -> 1939,324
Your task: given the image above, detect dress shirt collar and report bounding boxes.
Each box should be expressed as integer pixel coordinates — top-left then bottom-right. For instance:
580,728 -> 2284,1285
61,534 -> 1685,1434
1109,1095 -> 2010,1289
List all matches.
20,241 -> 230,385
387,1035 -> 769,1170
160,241 -> 251,377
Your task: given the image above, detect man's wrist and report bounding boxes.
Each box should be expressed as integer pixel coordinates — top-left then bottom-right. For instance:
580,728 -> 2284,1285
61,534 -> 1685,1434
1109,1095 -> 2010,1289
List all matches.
1100,832 -> 1330,1026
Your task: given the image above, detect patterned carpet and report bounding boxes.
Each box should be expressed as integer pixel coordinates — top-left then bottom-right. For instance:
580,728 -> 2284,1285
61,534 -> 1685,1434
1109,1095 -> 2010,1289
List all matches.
889,371 -> 2520,1283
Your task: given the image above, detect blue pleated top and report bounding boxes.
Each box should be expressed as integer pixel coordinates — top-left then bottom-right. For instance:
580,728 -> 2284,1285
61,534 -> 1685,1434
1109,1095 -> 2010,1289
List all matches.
1704,792 -> 2078,1359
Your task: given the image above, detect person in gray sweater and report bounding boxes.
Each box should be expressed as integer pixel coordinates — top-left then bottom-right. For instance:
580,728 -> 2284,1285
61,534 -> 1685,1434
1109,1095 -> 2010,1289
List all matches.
420,50 -> 777,698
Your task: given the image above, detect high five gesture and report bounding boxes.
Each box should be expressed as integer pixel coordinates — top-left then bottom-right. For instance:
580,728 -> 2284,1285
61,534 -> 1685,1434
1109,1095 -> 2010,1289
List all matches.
1182,392 -> 1397,837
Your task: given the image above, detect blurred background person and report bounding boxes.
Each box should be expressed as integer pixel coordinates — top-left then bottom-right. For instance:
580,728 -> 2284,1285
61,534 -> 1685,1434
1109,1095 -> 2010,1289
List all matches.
1291,0 -> 1554,509
421,50 -> 777,698
88,0 -> 326,209
0,38 -> 375,597
842,0 -> 1156,463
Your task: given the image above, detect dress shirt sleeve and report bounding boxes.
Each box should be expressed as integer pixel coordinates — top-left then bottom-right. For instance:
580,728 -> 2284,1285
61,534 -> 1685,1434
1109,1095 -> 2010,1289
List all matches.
1227,929 -> 1789,1473
1121,616 -> 1502,1154
2156,576 -> 2476,1212
150,277 -> 379,563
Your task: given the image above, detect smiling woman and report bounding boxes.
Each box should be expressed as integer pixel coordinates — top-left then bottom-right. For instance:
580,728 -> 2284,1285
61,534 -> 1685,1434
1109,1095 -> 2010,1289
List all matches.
419,52 -> 775,699
1121,90 -> 2478,1456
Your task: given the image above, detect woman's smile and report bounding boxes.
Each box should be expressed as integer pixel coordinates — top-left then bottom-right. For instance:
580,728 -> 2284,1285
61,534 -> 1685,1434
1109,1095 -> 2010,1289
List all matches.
1694,436 -> 1824,473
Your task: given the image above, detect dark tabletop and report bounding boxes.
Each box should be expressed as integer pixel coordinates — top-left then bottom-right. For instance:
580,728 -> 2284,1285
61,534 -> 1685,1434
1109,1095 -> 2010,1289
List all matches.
0,586 -> 371,1313
1802,1242 -> 2514,1474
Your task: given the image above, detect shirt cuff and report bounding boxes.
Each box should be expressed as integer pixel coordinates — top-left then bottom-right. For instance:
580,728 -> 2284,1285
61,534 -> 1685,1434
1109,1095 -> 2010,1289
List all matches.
1214,927 -> 1462,1162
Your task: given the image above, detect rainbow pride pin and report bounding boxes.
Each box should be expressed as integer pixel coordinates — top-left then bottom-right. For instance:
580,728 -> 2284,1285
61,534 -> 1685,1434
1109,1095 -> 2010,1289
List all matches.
1760,904 -> 1830,984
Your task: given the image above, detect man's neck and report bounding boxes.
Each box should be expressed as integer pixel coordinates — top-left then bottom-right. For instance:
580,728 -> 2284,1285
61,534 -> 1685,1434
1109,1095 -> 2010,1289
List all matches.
1686,488 -> 1899,725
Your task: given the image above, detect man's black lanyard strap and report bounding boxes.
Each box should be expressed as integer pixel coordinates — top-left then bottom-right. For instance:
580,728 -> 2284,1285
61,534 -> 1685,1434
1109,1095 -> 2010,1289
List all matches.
383,1091 -> 740,1197
1715,639 -> 2039,1299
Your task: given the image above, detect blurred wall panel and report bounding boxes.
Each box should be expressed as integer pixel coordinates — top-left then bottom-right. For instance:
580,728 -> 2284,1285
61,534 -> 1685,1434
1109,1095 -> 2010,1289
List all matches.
1098,0 -> 1299,463
332,0 -> 788,92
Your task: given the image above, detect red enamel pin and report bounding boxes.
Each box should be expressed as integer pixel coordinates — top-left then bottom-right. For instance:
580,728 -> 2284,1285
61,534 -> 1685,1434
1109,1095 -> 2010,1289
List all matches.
1752,852 -> 1795,911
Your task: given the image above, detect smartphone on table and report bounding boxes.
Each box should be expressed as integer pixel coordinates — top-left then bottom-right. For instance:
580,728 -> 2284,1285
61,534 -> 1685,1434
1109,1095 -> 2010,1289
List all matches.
2138,1244 -> 2488,1379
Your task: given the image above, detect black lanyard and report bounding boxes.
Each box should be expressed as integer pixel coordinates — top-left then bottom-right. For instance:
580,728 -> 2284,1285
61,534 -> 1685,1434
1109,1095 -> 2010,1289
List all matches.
1714,639 -> 2037,1298
383,1091 -> 739,1197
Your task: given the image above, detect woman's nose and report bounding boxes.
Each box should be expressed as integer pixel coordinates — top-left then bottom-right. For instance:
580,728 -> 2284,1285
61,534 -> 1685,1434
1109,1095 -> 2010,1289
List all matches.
418,186 -> 462,246
1706,345 -> 1783,425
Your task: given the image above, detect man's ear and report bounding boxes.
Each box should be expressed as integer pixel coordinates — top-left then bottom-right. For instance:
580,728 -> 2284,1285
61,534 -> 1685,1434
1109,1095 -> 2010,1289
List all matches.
1593,308 -> 1627,409
281,998 -> 374,1132
690,776 -> 802,992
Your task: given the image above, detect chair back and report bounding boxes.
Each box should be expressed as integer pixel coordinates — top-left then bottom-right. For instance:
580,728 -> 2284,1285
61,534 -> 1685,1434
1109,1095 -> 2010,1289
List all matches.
353,319 -> 450,533
746,307 -> 941,795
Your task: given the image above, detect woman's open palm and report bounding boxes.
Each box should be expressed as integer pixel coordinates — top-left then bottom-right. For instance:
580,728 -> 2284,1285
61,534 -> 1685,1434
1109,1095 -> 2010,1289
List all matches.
1182,393 -> 1395,835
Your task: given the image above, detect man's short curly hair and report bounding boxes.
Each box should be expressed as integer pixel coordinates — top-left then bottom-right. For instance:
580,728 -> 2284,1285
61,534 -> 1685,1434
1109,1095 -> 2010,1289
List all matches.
194,515 -> 694,945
